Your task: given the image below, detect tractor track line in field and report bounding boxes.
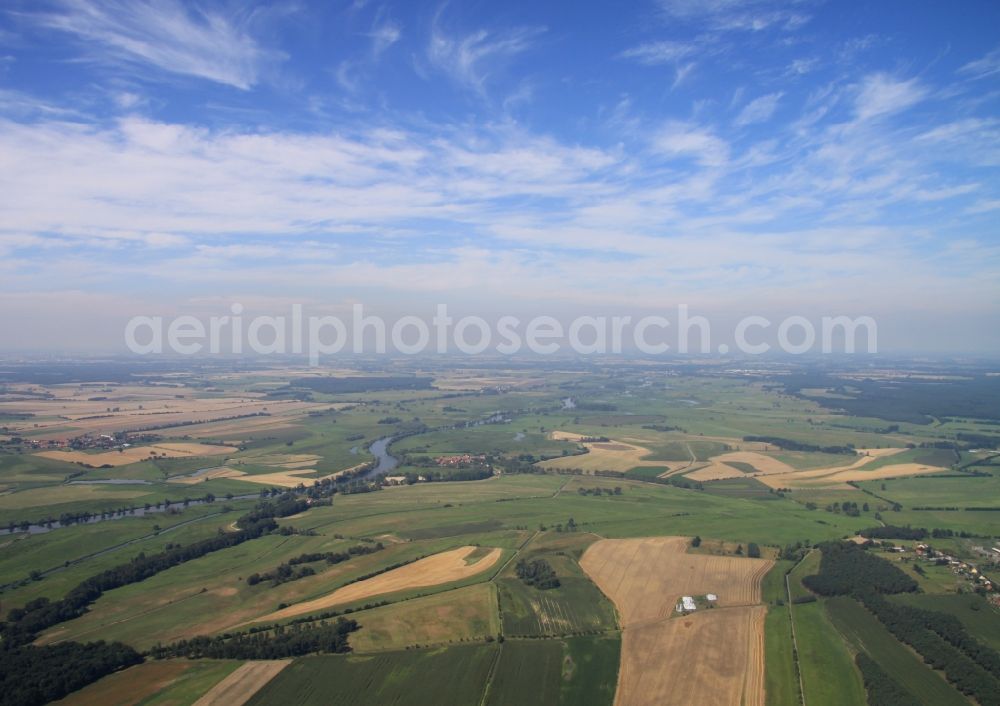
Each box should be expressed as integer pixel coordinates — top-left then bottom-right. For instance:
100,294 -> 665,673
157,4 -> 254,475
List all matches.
478,641 -> 504,706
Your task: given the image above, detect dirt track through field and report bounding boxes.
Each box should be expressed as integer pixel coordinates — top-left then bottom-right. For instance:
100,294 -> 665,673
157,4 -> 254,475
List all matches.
192,660 -> 290,706
580,537 -> 771,706
258,545 -> 502,622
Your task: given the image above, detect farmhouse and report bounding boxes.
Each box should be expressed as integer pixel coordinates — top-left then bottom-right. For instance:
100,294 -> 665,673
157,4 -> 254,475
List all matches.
682,596 -> 697,612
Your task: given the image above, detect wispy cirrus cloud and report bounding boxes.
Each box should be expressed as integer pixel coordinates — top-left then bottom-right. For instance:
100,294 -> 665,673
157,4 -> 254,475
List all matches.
619,39 -> 699,88
427,9 -> 543,95
620,40 -> 696,65
734,91 -> 782,126
958,47 -> 1000,81
854,73 -> 926,121
657,0 -> 811,32
368,12 -> 401,58
27,0 -> 283,89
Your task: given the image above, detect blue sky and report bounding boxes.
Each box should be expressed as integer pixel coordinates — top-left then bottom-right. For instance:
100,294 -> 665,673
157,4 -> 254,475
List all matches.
0,0 -> 998,353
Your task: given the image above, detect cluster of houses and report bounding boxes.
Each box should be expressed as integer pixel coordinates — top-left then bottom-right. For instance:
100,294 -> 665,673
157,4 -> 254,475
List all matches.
434,454 -> 486,467
909,543 -> 997,593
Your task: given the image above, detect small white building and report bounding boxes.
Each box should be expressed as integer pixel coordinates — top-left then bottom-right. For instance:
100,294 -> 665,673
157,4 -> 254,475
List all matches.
682,596 -> 697,611
706,593 -> 718,602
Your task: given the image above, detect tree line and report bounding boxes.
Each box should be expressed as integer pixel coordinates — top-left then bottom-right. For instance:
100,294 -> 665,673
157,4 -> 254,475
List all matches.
247,543 -> 384,588
854,652 -> 920,706
859,525 -> 927,540
742,435 -> 855,454
148,617 -> 358,660
859,593 -> 1000,705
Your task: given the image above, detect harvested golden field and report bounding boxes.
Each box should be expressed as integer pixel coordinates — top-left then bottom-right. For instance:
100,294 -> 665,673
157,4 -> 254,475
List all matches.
760,462 -> 945,488
2,385 -> 322,440
581,537 -> 771,623
36,442 -> 234,467
679,446 -> 931,489
618,606 -> 767,706
192,660 -> 291,706
712,451 -> 798,474
540,431 -> 652,472
754,448 -> 949,489
685,464 -> 747,481
580,537 -> 771,706
260,546 -> 502,621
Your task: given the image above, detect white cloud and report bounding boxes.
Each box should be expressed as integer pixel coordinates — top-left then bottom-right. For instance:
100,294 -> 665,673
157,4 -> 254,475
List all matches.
620,40 -> 696,65
734,92 -> 782,126
787,57 -> 818,75
32,0 -> 282,89
427,19 -> 543,94
958,47 -> 1000,81
966,199 -> 1000,215
854,73 -> 926,121
652,122 -> 729,166
657,0 -> 810,32
369,17 -> 401,58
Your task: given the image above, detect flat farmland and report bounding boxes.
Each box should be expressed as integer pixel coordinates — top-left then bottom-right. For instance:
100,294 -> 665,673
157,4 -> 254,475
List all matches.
37,442 -> 235,467
539,434 -> 653,473
825,596 -> 967,706
685,451 -> 797,482
497,536 -> 617,637
259,545 -> 503,622
580,536 -> 772,706
349,582 -> 499,651
483,637 -> 619,706
580,537 -> 772,623
53,660 -> 242,706
619,606 -> 766,706
764,604 -> 799,706
246,645 -> 499,706
192,660 -> 291,706
498,572 -> 617,637
791,599 -> 865,706
37,534 -> 423,647
5,390 -> 321,441
858,473 -> 1000,509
